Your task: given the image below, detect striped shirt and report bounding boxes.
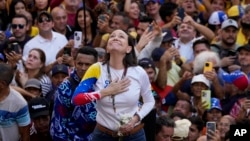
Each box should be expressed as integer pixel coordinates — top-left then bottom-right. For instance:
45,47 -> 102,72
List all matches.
0,88 -> 31,141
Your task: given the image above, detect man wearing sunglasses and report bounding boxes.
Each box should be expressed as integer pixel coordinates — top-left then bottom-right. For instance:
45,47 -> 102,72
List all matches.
0,14 -> 31,59
11,15 -> 32,49
23,11 -> 68,73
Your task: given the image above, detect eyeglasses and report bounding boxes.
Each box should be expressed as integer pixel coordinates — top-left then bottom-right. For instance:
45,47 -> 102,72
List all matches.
38,17 -> 51,23
11,24 -> 25,29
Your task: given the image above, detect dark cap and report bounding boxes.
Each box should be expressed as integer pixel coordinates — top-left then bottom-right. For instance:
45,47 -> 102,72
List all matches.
37,11 -> 52,20
24,78 -> 41,89
143,0 -> 160,5
138,58 -> 155,70
237,44 -> 250,52
52,64 -> 68,76
151,47 -> 166,62
162,30 -> 175,43
28,97 -> 50,119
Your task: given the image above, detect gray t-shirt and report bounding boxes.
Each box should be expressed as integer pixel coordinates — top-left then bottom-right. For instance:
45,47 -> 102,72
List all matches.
0,88 -> 30,141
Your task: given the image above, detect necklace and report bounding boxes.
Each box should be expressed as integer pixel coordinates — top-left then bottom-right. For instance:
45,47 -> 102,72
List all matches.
106,62 -> 127,113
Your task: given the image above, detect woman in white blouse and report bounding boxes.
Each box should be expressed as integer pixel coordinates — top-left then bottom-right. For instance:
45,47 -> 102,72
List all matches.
72,29 -> 155,141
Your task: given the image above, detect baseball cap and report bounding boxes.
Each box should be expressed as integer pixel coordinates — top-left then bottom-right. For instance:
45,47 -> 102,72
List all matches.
24,78 -> 41,89
143,0 -> 160,5
0,53 -> 5,61
222,70 -> 249,91
237,44 -> 250,52
94,47 -> 106,57
37,11 -> 52,21
227,5 -> 244,18
208,11 -> 228,25
151,47 -> 166,62
28,97 -> 50,119
221,19 -> 238,29
162,30 -> 176,43
173,119 -> 191,139
51,64 -> 68,76
138,58 -> 156,70
191,74 -> 211,88
209,97 -> 222,111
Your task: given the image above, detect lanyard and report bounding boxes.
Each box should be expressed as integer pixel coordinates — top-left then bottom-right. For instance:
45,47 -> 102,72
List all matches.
106,62 -> 127,113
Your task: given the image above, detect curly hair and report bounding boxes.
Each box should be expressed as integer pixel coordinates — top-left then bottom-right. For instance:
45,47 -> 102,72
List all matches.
193,51 -> 221,74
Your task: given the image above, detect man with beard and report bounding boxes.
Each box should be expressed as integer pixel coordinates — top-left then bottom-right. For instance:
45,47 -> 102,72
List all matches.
211,19 -> 240,73
236,5 -> 250,46
134,15 -> 169,61
237,44 -> 250,79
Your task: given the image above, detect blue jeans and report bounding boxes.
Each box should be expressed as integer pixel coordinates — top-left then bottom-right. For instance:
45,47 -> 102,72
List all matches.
91,127 -> 146,141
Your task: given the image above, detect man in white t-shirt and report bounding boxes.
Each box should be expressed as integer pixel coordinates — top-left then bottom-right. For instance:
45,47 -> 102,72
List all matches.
173,15 -> 215,63
23,11 -> 68,70
0,64 -> 30,141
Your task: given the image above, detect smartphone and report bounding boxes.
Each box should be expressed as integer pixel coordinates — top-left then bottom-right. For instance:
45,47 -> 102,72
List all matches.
74,31 -> 82,48
201,90 -> 211,110
228,51 -> 237,56
177,8 -> 185,21
246,91 -> 250,99
6,42 -> 20,54
63,48 -> 71,56
148,24 -> 153,32
203,62 -> 213,73
206,122 -> 216,141
99,14 -> 106,21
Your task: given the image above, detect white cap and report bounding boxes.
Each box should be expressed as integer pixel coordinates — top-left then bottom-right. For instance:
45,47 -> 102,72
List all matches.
191,74 -> 210,88
221,19 -> 238,29
208,11 -> 228,25
173,119 -> 191,138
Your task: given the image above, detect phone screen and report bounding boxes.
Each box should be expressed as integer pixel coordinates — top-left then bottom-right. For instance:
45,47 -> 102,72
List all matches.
63,48 -> 71,56
99,15 -> 106,21
178,8 -> 185,21
206,122 -> 216,140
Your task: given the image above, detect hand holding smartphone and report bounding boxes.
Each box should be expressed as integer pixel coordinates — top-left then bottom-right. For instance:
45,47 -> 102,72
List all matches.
201,90 -> 211,110
63,48 -> 71,56
6,42 -> 20,54
148,24 -> 153,32
99,14 -> 106,21
206,122 -> 216,141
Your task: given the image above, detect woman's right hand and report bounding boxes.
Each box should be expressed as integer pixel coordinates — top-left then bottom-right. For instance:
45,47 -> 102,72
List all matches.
100,77 -> 131,97
15,70 -> 28,88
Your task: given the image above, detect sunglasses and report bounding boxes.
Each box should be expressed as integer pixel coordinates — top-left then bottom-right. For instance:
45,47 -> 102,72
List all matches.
38,17 -> 51,23
11,24 -> 25,29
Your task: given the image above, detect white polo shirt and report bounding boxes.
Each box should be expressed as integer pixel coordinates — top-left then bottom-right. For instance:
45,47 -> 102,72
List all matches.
173,37 -> 203,63
23,31 -> 68,66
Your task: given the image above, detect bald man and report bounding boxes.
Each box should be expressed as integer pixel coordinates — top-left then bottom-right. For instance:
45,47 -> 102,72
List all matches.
51,6 -> 74,39
20,10 -> 39,37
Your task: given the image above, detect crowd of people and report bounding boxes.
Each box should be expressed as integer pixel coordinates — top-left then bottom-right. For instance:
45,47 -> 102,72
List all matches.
1,0 -> 250,140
